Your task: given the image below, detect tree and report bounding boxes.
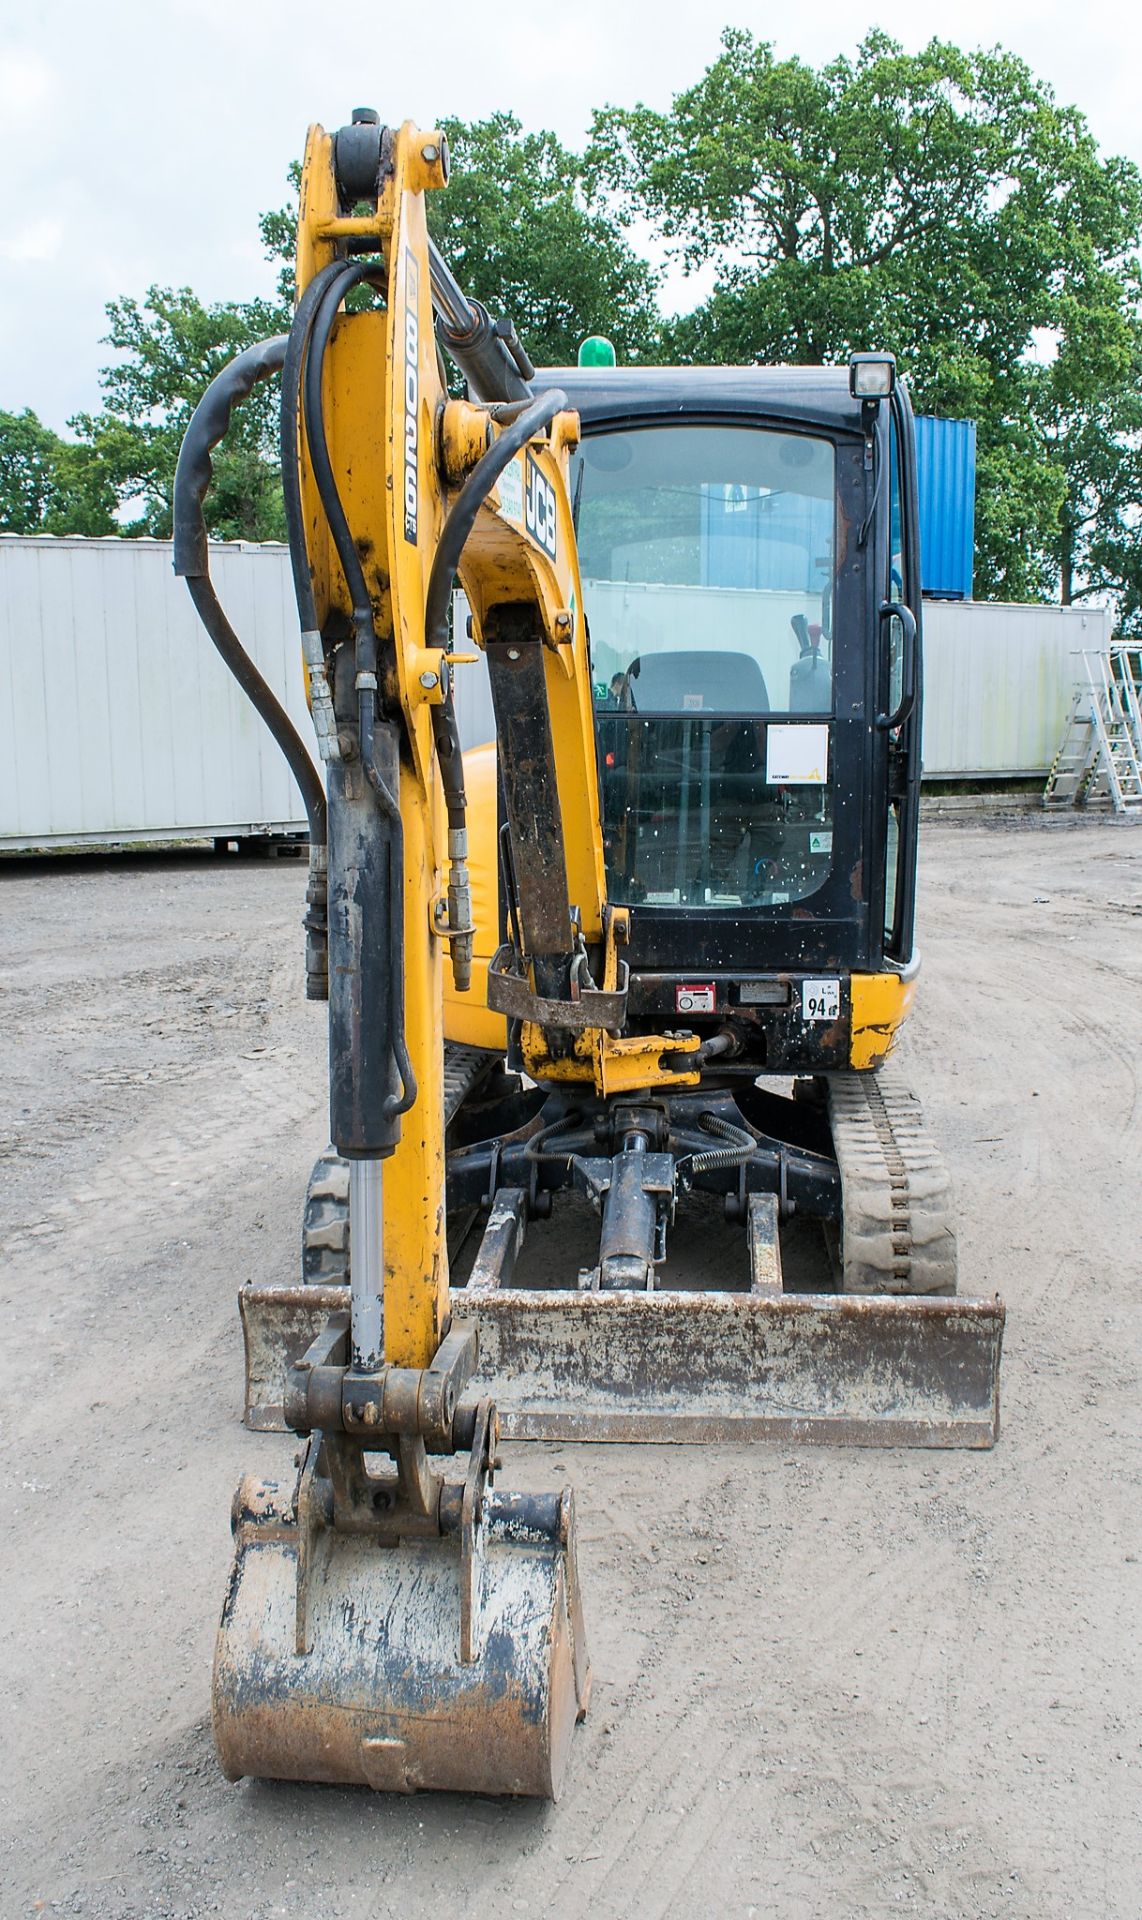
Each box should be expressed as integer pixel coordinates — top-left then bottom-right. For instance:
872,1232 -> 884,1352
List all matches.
0,408 -> 117,536
1030,282 -> 1142,627
72,285 -> 290,541
429,115 -> 660,365
0,409 -> 61,533
18,54 -> 1141,617
589,29 -> 1142,605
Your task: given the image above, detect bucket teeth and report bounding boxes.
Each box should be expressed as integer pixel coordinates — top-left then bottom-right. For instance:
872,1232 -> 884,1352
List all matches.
212,1468 -> 589,1800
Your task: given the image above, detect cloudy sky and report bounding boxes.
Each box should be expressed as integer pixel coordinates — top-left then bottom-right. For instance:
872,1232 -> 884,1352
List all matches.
2,0 -> 1138,432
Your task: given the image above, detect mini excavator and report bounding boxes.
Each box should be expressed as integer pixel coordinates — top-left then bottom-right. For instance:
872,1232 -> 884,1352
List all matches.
174,111 -> 1004,1802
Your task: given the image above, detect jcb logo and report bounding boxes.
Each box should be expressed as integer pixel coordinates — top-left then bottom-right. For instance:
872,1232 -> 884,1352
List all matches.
403,250 -> 419,545
525,452 -> 557,561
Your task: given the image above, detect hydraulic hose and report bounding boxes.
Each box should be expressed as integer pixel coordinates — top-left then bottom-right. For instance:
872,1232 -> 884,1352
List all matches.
423,387 -> 567,657
523,1112 -> 589,1165
172,334 -> 330,998
301,261 -> 389,658
280,258 -> 363,635
423,386 -> 567,995
296,256 -> 417,1118
173,334 -> 323,836
686,1113 -> 758,1177
422,388 -> 568,823
299,258 -> 465,839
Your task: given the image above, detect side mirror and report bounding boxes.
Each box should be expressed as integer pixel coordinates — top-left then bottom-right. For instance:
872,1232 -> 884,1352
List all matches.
876,600 -> 917,732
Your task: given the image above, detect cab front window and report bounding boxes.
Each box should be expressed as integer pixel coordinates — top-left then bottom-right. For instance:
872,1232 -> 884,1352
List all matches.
571,423 -> 838,909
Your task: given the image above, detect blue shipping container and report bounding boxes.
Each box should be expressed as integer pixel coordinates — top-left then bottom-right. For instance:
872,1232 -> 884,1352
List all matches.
914,414 -> 975,600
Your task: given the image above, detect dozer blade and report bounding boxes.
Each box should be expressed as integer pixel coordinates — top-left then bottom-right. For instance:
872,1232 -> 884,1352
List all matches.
465,1289 -> 1003,1447
213,1471 -> 590,1799
240,1282 -> 1003,1449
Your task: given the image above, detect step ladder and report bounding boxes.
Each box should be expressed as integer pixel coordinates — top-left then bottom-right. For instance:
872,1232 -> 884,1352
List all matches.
1044,644 -> 1142,812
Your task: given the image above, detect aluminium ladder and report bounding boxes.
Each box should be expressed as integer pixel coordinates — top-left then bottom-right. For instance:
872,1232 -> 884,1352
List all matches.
1044,644 -> 1142,812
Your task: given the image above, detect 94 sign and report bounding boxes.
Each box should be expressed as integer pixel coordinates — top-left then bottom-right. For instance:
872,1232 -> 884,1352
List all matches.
802,979 -> 840,1022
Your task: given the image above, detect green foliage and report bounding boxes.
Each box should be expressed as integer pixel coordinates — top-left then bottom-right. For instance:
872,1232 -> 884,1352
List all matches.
72,286 -> 289,540
590,28 -> 1142,613
0,408 -> 117,536
259,161 -> 303,312
13,52 -> 1142,622
1028,278 -> 1142,626
429,114 -> 660,365
256,120 -> 661,366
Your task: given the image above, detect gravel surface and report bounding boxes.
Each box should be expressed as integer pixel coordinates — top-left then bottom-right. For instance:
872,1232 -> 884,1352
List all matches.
1,817 -> 1139,1920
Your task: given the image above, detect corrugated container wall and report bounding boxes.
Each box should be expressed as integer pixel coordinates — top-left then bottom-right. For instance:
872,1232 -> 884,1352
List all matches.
0,535 -> 318,846
915,415 -> 976,601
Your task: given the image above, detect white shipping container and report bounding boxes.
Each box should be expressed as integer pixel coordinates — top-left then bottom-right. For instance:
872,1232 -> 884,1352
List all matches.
0,539 -> 1111,850
921,599 -> 1112,777
0,534 -> 317,848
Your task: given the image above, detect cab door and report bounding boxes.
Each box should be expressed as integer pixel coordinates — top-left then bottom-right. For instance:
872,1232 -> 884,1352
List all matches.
879,385 -> 924,967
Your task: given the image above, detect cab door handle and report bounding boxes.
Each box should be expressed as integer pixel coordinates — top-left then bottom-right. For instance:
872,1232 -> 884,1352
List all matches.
876,600 -> 917,731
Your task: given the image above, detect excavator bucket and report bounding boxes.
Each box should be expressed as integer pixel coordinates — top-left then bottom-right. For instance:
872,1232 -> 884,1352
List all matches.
213,1465 -> 590,1799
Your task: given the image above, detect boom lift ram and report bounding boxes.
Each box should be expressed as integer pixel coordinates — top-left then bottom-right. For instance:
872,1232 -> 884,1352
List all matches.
174,110 -> 1003,1802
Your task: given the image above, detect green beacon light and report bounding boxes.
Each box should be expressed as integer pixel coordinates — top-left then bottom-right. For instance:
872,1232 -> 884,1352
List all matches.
578,335 -> 617,368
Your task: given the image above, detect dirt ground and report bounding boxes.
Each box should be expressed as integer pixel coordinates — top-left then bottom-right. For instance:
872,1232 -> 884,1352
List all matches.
1,816 -> 1139,1920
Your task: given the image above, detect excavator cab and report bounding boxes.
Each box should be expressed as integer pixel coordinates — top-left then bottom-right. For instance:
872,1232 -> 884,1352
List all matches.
557,376 -> 921,1032
443,363 -> 925,1083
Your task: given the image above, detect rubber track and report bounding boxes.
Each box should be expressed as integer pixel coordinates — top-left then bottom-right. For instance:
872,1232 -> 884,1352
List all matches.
301,1044 -> 498,1286
826,1070 -> 958,1295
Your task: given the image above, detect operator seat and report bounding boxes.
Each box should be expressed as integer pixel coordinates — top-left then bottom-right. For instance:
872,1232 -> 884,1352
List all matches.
628,650 -> 769,715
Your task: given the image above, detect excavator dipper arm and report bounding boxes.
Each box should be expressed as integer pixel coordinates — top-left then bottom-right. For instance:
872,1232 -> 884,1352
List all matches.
176,112 -> 594,1799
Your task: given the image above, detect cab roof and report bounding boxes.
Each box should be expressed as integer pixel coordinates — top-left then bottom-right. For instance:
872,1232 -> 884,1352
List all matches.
533,363 -> 870,435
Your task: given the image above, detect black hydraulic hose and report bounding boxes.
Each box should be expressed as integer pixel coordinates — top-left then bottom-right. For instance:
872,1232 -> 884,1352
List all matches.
302,260 -> 389,664
686,1113 -> 757,1176
296,258 -> 418,1117
172,335 -> 327,848
300,264 -> 407,811
182,572 -> 323,819
523,1112 -> 588,1165
173,334 -> 286,578
423,387 -> 567,654
298,256 -> 464,924
280,258 -> 363,634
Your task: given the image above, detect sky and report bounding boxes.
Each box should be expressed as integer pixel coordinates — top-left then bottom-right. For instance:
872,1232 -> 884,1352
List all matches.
2,0 -> 1140,433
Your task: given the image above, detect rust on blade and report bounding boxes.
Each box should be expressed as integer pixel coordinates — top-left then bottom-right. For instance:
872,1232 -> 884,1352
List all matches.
468,1288 -> 1004,1448
241,1284 -> 346,1430
240,1283 -> 1003,1449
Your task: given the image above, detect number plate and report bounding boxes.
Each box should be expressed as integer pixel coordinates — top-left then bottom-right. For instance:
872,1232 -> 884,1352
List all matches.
802,978 -> 840,1022
676,983 -> 716,1015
